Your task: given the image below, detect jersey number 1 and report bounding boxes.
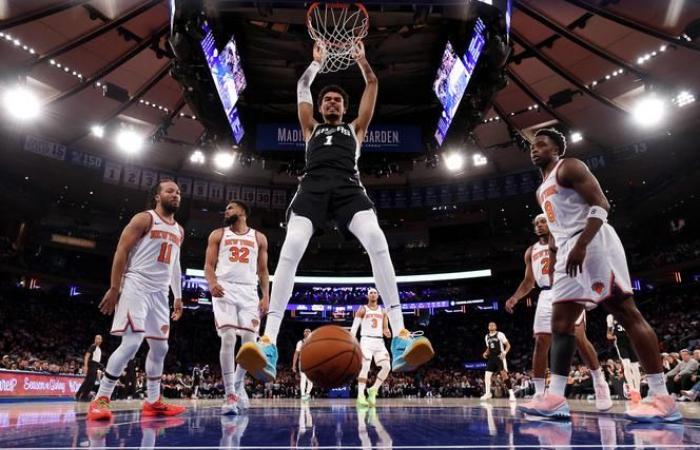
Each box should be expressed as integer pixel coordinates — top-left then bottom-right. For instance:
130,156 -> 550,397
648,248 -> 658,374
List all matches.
324,135 -> 333,146
157,243 -> 173,264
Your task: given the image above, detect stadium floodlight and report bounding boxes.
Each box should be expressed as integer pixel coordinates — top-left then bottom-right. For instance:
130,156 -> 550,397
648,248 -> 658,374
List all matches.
90,125 -> 105,138
213,151 -> 235,170
3,86 -> 41,120
473,153 -> 488,167
116,129 -> 144,154
570,131 -> 583,143
190,149 -> 206,164
632,95 -> 666,127
444,152 -> 465,172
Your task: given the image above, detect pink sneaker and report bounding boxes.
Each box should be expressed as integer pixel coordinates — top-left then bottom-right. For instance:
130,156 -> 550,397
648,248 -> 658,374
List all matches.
625,394 -> 682,423
518,393 -> 570,419
517,393 -> 544,414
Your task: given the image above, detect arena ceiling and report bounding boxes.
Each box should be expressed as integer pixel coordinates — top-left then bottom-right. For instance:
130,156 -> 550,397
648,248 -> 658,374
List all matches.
1,0 -> 700,189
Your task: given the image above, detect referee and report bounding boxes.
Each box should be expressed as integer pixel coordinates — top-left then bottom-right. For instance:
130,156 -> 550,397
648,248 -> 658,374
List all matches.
75,335 -> 103,401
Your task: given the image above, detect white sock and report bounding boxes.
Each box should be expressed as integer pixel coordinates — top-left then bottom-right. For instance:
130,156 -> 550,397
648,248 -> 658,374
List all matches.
646,373 -> 668,396
97,332 -> 143,399
484,372 -> 492,396
358,382 -> 366,397
348,210 -> 405,333
534,378 -> 546,396
590,368 -> 604,385
265,215 -> 313,344
145,339 -> 168,403
549,374 -> 568,397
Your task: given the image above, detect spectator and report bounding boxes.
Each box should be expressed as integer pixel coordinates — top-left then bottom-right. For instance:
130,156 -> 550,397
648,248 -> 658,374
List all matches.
665,349 -> 699,394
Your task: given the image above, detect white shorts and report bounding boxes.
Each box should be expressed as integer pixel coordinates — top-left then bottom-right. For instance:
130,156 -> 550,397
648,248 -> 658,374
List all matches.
533,289 -> 586,335
111,278 -> 170,340
552,224 -> 633,309
213,281 -> 260,337
360,337 -> 390,363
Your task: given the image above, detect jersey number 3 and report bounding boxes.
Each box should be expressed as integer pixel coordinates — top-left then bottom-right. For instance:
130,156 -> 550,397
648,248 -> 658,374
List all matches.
229,246 -> 250,264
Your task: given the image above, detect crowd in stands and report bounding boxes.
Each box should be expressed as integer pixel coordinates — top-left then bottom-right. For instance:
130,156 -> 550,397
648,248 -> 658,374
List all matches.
2,278 -> 698,403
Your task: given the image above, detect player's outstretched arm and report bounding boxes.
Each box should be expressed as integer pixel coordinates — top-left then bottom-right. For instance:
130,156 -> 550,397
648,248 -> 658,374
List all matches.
559,159 -> 610,277
204,229 -> 225,298
505,246 -> 536,313
256,231 -> 270,315
99,212 -> 151,314
352,41 -> 378,143
298,43 -> 323,141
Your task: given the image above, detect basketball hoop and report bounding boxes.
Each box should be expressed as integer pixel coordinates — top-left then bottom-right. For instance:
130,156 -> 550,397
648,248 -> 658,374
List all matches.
306,2 -> 369,73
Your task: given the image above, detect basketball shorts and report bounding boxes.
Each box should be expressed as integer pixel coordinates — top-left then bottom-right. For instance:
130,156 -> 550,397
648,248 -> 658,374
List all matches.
617,341 -> 639,363
486,356 -> 505,372
552,224 -> 633,309
287,172 -> 375,235
111,278 -> 170,340
360,337 -> 390,363
534,290 -> 586,335
213,281 -> 260,337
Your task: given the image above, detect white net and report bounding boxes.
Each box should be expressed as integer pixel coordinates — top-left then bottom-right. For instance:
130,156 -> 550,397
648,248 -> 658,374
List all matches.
307,2 -> 369,73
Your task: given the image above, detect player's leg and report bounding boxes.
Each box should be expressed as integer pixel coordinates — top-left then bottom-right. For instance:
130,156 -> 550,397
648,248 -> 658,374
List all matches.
236,214 -> 314,381
502,369 -> 516,401
630,361 -> 642,392
357,341 -> 371,407
232,288 -> 259,410
620,357 -> 636,397
481,371 -> 493,400
573,315 -> 612,410
367,346 -> 390,406
347,210 -> 434,371
604,295 -> 680,422
219,328 -> 239,414
305,372 -> 314,398
141,294 -> 185,417
532,334 -> 551,396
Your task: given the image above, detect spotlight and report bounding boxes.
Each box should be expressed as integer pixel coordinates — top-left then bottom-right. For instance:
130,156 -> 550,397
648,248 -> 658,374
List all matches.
570,131 -> 583,143
673,91 -> 695,107
115,129 -> 144,154
632,95 -> 666,127
444,152 -> 464,172
3,86 -> 41,120
213,151 -> 235,170
190,149 -> 206,164
473,153 -> 488,167
90,125 -> 105,138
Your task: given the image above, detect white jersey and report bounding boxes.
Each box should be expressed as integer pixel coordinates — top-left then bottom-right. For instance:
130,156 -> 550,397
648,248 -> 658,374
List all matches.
360,305 -> 384,338
536,159 -> 591,248
295,339 -> 305,352
123,210 -> 182,293
530,241 -> 551,289
215,227 -> 258,285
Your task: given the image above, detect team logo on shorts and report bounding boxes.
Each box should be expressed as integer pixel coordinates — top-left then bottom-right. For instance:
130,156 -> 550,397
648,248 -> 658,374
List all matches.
161,325 -> 170,334
591,282 -> 605,295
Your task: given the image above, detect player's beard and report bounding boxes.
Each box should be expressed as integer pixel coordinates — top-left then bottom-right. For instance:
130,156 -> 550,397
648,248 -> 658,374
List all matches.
324,112 -> 341,123
224,214 -> 239,226
161,200 -> 179,214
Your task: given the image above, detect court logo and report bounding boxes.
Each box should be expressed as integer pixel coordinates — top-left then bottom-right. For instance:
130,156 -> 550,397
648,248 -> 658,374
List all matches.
591,282 -> 605,295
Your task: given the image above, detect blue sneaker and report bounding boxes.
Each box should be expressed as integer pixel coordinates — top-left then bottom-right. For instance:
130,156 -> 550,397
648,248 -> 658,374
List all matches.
390,329 -> 434,372
235,336 -> 277,382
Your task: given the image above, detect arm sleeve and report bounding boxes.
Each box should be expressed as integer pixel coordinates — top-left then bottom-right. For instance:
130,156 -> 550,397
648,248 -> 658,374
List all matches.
297,61 -> 321,104
171,258 -> 182,299
350,316 -> 361,338
499,332 -> 508,345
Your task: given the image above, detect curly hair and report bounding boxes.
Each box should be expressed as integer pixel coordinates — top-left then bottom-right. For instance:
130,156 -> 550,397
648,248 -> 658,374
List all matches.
534,128 -> 567,156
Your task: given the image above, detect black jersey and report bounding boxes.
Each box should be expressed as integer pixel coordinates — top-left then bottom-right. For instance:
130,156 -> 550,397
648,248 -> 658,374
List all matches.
485,332 -> 506,357
304,123 -> 359,175
608,316 -> 632,352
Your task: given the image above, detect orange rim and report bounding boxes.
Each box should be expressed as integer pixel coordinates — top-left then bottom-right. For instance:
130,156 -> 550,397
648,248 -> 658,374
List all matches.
306,2 -> 369,38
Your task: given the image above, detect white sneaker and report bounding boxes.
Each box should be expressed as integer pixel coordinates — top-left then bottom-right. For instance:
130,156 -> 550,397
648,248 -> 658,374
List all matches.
221,394 -> 240,415
480,393 -> 493,400
595,382 -> 613,411
237,386 -> 250,410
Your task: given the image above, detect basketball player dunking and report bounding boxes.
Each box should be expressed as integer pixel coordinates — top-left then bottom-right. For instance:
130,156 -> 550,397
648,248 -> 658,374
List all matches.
481,322 -> 515,402
350,288 -> 391,407
292,328 -> 314,402
525,128 -> 680,422
205,200 -> 269,415
505,214 -> 612,411
88,179 -> 186,420
236,41 -> 434,381
607,313 -> 642,402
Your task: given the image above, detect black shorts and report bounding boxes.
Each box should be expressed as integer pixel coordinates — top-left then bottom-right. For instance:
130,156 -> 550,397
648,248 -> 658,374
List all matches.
618,343 -> 639,363
486,356 -> 504,372
287,172 -> 375,235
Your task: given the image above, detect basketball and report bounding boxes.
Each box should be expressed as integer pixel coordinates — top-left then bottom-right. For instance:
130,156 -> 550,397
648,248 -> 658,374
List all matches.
300,325 -> 362,389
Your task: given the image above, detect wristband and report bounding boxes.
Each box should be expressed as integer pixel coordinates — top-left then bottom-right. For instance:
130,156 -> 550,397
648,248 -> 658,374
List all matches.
587,205 -> 608,222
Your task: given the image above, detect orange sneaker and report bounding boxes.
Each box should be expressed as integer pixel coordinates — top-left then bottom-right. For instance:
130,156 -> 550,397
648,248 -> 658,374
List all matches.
142,397 -> 186,417
87,396 -> 113,421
